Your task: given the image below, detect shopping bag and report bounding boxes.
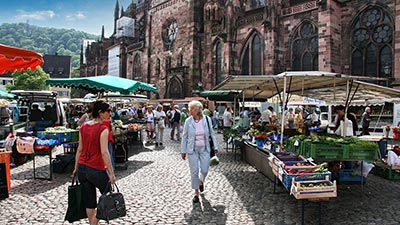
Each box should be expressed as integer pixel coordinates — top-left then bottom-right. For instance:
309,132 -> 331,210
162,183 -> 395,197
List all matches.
96,183 -> 126,222
210,156 -> 220,166
65,175 -> 87,223
158,119 -> 165,129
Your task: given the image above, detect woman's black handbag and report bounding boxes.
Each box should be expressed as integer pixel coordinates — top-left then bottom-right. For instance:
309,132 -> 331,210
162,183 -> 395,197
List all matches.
65,175 -> 87,223
206,116 -> 215,158
96,183 -> 126,222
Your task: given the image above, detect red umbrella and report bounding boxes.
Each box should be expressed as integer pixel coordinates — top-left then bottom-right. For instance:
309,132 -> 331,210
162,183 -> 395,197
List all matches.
0,44 -> 44,74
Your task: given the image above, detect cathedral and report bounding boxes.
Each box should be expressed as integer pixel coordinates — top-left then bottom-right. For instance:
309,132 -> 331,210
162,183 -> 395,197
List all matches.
80,0 -> 398,99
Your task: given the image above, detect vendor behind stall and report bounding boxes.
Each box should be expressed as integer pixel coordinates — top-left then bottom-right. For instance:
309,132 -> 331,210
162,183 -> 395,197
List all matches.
333,105 -> 358,136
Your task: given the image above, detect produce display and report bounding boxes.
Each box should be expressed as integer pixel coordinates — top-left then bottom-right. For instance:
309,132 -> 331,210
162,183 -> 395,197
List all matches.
269,153 -> 332,194
126,123 -> 146,131
285,135 -> 378,161
291,177 -> 337,200
36,127 -> 79,144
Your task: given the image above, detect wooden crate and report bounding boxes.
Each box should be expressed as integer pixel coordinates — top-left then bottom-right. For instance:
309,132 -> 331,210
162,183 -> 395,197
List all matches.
292,176 -> 337,200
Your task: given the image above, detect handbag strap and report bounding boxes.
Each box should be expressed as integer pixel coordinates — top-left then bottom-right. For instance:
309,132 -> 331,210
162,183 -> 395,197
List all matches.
105,182 -> 120,193
71,175 -> 79,186
205,116 -> 214,147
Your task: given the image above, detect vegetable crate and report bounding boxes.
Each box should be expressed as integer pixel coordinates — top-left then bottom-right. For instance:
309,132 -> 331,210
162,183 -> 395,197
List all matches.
70,130 -> 79,142
45,132 -> 71,143
292,176 -> 337,200
303,142 -> 349,160
282,170 -> 331,190
348,145 -> 378,161
285,139 -> 305,155
372,161 -> 400,180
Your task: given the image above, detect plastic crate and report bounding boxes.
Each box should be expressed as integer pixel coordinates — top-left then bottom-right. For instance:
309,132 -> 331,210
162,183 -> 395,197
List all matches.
303,142 -> 349,160
70,130 -> 79,142
45,132 -> 71,143
348,145 -> 378,161
337,169 -> 367,183
282,170 -> 332,190
372,162 -> 400,180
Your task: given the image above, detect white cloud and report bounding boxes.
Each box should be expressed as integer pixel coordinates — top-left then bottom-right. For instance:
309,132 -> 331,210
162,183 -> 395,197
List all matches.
14,10 -> 55,21
65,12 -> 86,21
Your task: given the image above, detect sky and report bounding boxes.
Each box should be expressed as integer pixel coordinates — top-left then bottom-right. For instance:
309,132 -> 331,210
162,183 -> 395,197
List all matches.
0,0 -> 134,37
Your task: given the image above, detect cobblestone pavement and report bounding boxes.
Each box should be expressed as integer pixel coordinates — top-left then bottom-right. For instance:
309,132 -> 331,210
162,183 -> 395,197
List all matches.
1,129 -> 400,225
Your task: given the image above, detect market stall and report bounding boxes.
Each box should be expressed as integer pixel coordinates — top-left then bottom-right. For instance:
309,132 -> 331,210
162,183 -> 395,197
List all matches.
213,71 -> 400,224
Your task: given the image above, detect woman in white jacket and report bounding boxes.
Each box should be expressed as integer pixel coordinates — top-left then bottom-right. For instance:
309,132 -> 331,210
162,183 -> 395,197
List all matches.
181,100 -> 218,203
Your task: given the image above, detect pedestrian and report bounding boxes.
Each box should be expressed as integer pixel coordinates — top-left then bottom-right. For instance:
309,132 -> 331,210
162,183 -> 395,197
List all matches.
361,106 -> 372,135
154,104 -> 166,146
72,100 -> 116,225
145,105 -> 156,143
180,100 -> 219,203
223,106 -> 233,129
170,105 -> 181,141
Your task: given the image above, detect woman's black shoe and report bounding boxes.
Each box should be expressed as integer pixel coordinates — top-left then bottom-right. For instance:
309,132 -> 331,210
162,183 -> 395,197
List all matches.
192,196 -> 199,203
199,184 -> 204,192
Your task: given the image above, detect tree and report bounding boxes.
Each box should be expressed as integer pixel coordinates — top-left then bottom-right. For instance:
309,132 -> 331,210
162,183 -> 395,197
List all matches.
5,67 -> 50,91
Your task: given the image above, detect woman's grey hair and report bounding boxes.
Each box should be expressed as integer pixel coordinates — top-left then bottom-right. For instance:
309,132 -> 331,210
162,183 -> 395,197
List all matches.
188,100 -> 203,115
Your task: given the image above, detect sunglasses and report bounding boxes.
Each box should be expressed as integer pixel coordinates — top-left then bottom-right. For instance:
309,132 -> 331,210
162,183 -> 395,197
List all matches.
104,108 -> 112,113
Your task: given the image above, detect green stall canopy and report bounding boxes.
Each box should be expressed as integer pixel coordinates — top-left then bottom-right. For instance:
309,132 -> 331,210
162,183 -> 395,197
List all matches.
0,88 -> 16,99
46,75 -> 158,94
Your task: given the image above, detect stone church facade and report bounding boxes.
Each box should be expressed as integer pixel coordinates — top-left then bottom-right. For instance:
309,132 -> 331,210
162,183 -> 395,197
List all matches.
81,0 -> 398,99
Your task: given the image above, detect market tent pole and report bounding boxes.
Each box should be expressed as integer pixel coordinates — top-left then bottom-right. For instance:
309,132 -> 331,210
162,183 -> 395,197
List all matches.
342,80 -> 350,136
280,76 -> 287,148
373,104 -> 385,133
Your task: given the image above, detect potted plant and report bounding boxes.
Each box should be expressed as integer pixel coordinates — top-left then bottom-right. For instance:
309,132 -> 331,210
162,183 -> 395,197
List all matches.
392,126 -> 400,140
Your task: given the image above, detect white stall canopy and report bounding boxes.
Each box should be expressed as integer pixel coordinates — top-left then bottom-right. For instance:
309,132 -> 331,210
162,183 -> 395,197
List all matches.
213,71 -> 400,104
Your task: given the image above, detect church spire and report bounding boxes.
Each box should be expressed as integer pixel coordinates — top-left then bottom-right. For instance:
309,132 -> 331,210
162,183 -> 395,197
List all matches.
113,0 -> 120,35
121,6 -> 124,17
101,25 -> 105,39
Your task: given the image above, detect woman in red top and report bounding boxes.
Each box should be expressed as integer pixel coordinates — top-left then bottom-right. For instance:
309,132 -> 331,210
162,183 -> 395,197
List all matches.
72,100 -> 116,225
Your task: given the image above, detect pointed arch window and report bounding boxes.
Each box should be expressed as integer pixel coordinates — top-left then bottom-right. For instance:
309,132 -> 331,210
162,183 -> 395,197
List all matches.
241,32 -> 262,75
291,21 -> 318,71
133,54 -> 142,80
156,58 -> 160,75
215,40 -> 222,84
351,7 -> 393,81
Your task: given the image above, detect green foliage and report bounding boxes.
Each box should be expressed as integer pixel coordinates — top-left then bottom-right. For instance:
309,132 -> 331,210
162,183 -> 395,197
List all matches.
5,67 -> 50,91
0,22 -> 99,68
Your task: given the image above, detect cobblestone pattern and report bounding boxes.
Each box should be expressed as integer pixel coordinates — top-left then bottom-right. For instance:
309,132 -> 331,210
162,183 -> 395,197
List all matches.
1,129 -> 400,225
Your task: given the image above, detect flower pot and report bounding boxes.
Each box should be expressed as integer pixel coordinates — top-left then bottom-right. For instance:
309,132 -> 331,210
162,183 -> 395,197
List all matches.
394,132 -> 400,140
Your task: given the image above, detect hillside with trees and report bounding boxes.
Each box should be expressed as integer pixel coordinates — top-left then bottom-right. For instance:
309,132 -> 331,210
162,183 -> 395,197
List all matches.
0,23 -> 99,68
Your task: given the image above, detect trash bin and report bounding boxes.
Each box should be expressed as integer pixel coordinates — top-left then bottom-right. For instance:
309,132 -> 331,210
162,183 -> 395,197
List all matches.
0,150 -> 11,192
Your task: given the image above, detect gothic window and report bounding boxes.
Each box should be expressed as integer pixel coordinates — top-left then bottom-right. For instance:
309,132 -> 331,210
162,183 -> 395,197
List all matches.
133,54 -> 142,80
291,21 -> 319,71
156,58 -> 160,75
178,54 -> 183,67
162,19 -> 178,51
215,41 -> 222,85
251,35 -> 261,75
241,32 -> 262,75
351,7 -> 393,80
165,56 -> 172,73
